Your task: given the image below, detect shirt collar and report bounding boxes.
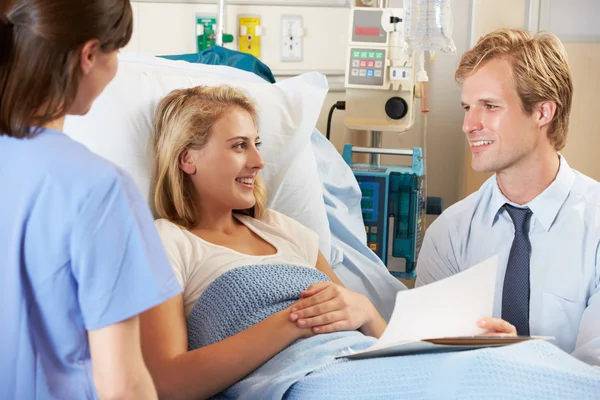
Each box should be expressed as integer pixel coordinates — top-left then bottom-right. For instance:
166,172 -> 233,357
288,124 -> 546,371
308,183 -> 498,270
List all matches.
489,154 -> 575,231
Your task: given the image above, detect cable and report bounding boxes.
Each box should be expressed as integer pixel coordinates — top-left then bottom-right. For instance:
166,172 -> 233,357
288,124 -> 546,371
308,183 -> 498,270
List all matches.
325,101 -> 345,141
326,104 -> 336,141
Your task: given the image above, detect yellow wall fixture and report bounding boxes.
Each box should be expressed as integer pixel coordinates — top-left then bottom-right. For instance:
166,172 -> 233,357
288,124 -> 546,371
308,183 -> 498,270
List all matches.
238,16 -> 262,58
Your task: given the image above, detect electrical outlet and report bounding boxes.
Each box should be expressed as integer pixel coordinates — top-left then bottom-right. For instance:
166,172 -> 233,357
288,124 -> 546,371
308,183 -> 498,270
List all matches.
239,16 -> 262,58
281,15 -> 303,62
195,14 -> 233,52
196,15 -> 216,52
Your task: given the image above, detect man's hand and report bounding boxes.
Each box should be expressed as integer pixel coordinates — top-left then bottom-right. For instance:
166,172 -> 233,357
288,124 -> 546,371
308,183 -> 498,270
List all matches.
477,318 -> 518,336
289,281 -> 375,334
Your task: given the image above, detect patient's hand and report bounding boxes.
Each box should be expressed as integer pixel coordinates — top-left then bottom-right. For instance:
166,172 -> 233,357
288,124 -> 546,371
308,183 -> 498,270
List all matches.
288,282 -> 376,334
477,318 -> 517,336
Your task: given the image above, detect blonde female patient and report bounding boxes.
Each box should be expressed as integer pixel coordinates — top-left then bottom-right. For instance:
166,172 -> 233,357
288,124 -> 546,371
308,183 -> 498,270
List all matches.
143,85 -> 387,399
141,85 -> 600,400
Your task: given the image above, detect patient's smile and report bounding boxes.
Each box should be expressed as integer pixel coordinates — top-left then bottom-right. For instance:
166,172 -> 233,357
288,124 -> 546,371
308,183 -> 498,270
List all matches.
236,177 -> 254,187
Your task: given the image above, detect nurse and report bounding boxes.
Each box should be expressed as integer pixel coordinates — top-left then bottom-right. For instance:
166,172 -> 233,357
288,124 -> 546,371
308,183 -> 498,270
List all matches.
0,1 -> 182,399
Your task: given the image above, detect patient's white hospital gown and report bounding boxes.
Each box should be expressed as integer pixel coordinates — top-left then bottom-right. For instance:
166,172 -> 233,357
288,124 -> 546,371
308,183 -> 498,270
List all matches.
155,209 -> 321,316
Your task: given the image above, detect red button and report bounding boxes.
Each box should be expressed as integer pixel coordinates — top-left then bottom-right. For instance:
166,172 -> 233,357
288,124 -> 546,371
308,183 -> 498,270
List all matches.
359,60 -> 367,67
367,60 -> 374,68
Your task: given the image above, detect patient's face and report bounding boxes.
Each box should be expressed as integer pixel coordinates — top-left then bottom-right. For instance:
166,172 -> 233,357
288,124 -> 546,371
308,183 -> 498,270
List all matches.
186,107 -> 264,215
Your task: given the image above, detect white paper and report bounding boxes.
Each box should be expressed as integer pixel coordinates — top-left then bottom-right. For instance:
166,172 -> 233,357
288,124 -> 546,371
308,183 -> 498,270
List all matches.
368,255 -> 499,352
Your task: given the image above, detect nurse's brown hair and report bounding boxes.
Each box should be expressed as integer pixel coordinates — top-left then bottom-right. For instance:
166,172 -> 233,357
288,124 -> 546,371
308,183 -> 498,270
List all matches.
0,0 -> 133,138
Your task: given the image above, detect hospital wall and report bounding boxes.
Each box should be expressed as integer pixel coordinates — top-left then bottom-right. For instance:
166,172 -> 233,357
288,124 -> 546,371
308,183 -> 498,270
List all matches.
124,0 -> 600,213
124,0 -> 467,214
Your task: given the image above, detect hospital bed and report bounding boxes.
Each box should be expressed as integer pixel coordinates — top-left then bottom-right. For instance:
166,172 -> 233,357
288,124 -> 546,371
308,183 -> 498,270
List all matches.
64,49 -> 405,321
160,46 -> 407,311
63,50 -> 600,400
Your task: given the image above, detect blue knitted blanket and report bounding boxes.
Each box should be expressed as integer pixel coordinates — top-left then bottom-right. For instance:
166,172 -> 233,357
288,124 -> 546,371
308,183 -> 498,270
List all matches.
187,264 -> 600,400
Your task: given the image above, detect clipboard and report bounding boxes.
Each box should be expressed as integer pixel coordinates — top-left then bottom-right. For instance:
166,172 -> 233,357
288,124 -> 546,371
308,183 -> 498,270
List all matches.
337,336 -> 552,360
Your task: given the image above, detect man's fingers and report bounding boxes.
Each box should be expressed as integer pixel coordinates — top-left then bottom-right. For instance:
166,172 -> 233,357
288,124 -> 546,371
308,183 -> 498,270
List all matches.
479,331 -> 512,337
478,318 -> 517,336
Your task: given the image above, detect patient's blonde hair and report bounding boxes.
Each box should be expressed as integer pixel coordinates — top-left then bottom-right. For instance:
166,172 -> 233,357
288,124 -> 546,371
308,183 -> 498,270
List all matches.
153,85 -> 267,229
455,28 -> 573,150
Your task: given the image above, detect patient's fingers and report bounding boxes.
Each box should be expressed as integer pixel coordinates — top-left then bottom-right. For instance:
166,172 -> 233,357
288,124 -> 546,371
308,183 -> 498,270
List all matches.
290,292 -> 340,322
290,284 -> 337,315
478,318 -> 517,336
296,308 -> 349,332
292,297 -> 344,322
300,281 -> 332,298
312,318 -> 349,334
290,285 -> 373,333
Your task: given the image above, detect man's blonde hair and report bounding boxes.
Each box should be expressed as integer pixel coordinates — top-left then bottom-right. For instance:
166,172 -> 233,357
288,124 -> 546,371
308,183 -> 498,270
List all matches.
153,85 -> 267,229
455,28 -> 573,150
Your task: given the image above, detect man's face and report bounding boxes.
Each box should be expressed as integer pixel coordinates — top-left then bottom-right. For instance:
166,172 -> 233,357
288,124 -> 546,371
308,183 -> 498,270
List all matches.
461,57 -> 542,174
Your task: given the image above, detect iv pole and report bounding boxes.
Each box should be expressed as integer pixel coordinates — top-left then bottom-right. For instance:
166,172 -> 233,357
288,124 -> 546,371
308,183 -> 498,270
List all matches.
215,0 -> 226,46
370,0 -> 388,166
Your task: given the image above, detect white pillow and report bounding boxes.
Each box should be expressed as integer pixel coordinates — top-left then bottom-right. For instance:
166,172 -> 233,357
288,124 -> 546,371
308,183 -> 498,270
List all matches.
64,52 -> 332,257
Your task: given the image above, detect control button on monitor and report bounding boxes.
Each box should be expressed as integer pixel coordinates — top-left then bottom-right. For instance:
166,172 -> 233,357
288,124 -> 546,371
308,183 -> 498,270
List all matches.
361,199 -> 373,209
351,68 -> 359,76
374,70 -> 382,77
352,59 -> 360,67
359,69 -> 367,77
375,60 -> 383,68
367,60 -> 374,68
366,69 -> 374,77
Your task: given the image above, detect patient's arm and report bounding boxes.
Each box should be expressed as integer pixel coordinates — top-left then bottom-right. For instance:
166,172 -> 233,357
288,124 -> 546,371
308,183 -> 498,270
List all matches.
140,294 -> 312,400
289,251 -> 387,338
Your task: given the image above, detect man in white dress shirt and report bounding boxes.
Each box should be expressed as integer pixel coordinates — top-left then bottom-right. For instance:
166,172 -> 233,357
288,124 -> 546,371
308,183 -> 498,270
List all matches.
416,28 -> 600,366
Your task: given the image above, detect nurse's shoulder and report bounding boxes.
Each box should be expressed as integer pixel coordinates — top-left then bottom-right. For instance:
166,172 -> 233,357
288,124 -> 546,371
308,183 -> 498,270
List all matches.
28,129 -> 141,206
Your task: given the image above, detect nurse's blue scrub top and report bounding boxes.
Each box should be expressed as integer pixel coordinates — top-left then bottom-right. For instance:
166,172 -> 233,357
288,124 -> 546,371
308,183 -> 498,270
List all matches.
0,128 -> 182,399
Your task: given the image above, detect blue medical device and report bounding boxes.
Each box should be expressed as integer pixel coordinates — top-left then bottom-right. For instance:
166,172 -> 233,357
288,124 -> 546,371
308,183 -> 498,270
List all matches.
342,144 -> 426,278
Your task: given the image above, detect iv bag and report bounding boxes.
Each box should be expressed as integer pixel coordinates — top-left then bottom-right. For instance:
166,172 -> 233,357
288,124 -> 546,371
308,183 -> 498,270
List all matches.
404,0 -> 456,54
